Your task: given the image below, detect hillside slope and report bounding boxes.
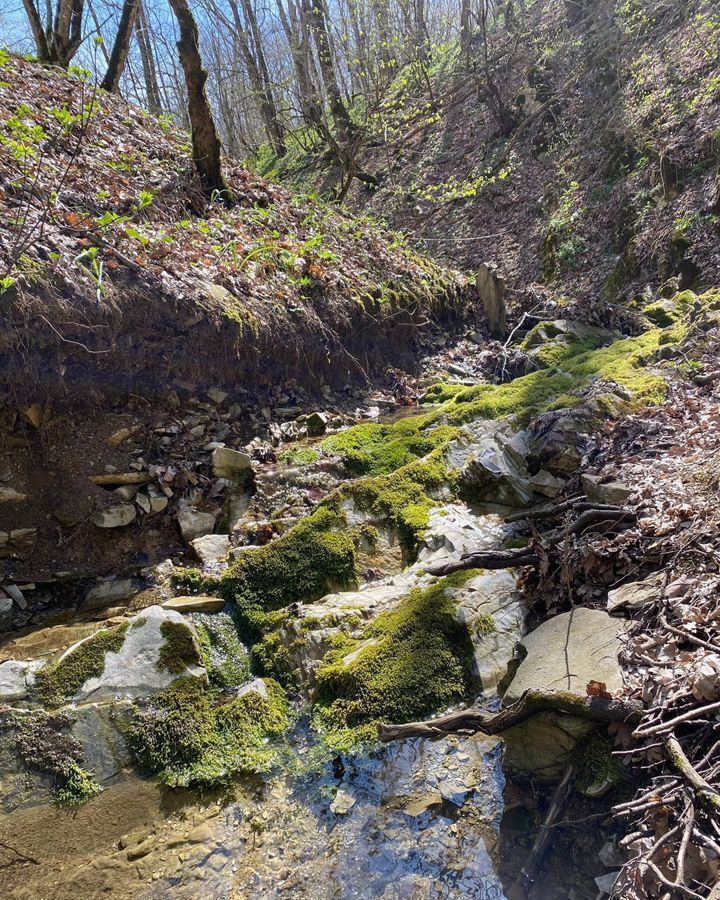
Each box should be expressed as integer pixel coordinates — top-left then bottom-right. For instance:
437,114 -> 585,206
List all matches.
0,56 -> 474,405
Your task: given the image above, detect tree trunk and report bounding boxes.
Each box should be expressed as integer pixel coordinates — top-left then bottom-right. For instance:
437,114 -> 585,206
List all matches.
302,0 -> 353,142
167,0 -> 231,202
101,0 -> 139,94
276,0 -> 322,128
135,1 -> 162,115
22,0 -> 84,66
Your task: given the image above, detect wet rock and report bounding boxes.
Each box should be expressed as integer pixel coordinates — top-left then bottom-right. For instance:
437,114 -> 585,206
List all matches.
90,504 -> 136,528
504,608 -> 628,703
212,446 -> 252,480
330,789 -> 356,815
162,595 -> 225,613
607,573 -> 664,613
403,793 -> 443,818
71,605 -> 206,702
477,262 -> 507,338
190,533 -> 231,563
306,411 -> 329,437
82,578 -> 143,611
177,507 -> 216,542
581,474 -> 633,505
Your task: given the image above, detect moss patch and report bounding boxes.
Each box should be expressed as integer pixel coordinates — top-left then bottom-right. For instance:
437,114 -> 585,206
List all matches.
194,612 -> 251,689
574,733 -> 624,794
157,620 -> 202,675
129,677 -> 290,789
323,416 -> 457,476
311,573 -> 477,750
221,507 -> 357,640
35,623 -> 129,707
9,711 -> 101,807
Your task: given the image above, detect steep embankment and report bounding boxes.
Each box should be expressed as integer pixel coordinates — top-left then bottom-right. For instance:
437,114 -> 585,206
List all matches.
266,1 -> 720,309
0,55 -> 475,404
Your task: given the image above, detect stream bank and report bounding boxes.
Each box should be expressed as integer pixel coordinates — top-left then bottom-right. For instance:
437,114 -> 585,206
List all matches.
1,288 -> 717,898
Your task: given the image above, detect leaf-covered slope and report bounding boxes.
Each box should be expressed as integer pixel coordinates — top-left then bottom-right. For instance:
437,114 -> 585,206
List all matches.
0,56 -> 474,401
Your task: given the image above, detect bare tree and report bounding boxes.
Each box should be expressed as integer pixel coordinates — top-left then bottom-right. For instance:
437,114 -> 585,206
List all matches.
167,0 -> 231,202
134,0 -> 162,115
21,0 -> 84,67
101,0 -> 140,93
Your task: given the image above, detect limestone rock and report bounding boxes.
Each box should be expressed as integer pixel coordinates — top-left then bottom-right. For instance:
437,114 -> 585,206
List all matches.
477,262 -> 506,338
454,570 -> 524,693
0,487 -> 28,503
90,504 -> 136,528
523,319 -> 616,350
72,605 -> 206,702
0,528 -> 37,558
0,659 -> 33,700
581,474 -> 633,505
607,573 -> 664,613
527,406 -> 600,474
177,507 -> 215,542
449,420 -> 535,507
236,677 -> 268,699
503,607 -> 627,704
212,446 -> 252,480
191,533 -> 231,563
162,595 -> 225,613
528,470 -> 563,498
82,578 -> 143,611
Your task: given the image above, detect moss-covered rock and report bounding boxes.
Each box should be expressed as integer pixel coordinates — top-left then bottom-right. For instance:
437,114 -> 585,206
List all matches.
311,574 -> 477,750
128,677 -> 290,789
221,506 -> 357,640
35,623 -> 129,707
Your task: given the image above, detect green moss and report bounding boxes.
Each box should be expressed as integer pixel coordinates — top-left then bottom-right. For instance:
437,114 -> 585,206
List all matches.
129,677 -> 290,789
221,506 -> 357,640
344,454 -> 452,557
642,301 -> 680,327
311,574 -> 477,750
157,620 -> 202,675
421,382 -> 467,404
474,613 -> 496,634
10,711 -> 100,807
194,613 -> 251,689
574,733 -> 624,794
323,416 -> 457,476
36,623 -> 129,707
171,567 -> 220,596
282,446 -> 320,466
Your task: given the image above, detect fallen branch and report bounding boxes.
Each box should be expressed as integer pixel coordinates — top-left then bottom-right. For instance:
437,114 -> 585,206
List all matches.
664,735 -> 720,813
377,689 -> 644,742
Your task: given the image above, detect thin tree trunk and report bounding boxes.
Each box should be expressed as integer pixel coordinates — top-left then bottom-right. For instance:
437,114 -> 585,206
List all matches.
167,0 -> 231,202
101,0 -> 139,93
135,0 -> 162,115
302,0 -> 352,141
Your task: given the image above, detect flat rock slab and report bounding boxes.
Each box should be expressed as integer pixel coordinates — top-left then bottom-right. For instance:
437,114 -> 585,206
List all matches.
90,504 -> 136,528
163,595 -> 225,613
212,446 -> 252,480
82,578 -> 143,611
177,507 -> 216,542
503,607 -> 627,704
608,573 -> 664,613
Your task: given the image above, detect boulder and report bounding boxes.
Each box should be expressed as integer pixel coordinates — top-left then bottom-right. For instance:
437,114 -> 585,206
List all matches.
527,406 -> 600,474
449,420 -> 535,507
581,474 -> 633,505
306,411 -> 329,437
90,504 -> 136,528
523,319 -> 616,349
211,446 -> 252,480
82,578 -> 143,611
162,595 -> 225,613
477,262 -> 507,338
72,605 -> 206,702
0,659 -> 38,701
607,573 -> 664,613
190,533 -> 231,563
236,677 -> 268,699
503,607 -> 627,704
177,507 -> 216,542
